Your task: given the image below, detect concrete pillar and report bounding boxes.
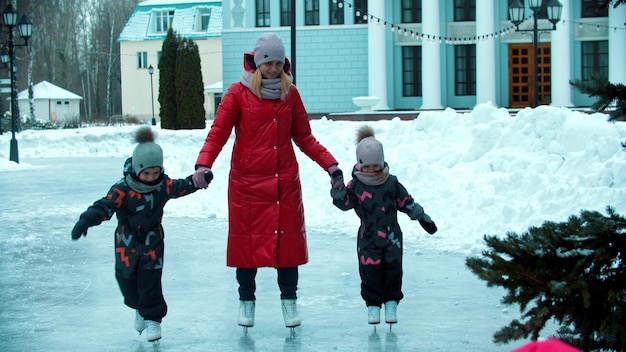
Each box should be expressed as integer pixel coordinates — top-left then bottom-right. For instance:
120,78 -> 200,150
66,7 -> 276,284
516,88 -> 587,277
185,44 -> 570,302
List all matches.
609,3 -> 626,84
550,0 -> 573,107
475,0 -> 497,106
420,0 -> 443,109
367,0 -> 390,110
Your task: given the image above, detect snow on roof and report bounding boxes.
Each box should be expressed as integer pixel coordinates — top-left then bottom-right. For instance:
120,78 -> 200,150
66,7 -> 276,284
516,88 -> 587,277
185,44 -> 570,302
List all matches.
204,80 -> 222,93
118,0 -> 222,42
17,80 -> 82,100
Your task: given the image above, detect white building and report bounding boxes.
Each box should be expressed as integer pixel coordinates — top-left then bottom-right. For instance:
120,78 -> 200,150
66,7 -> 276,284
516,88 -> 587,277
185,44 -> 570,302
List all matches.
118,0 -> 223,122
219,0 -> 626,112
17,80 -> 83,123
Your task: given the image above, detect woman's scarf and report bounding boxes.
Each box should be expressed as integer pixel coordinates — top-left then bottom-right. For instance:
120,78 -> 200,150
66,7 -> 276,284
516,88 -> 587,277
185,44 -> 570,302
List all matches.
240,70 -> 291,100
354,164 -> 390,186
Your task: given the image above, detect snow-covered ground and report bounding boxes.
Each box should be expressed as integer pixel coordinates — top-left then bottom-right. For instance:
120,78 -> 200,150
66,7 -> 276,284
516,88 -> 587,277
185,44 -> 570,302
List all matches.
1,103 -> 624,351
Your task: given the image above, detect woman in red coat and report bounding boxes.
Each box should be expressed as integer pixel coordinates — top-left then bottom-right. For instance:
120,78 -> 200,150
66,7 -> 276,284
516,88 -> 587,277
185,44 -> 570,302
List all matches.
193,33 -> 343,330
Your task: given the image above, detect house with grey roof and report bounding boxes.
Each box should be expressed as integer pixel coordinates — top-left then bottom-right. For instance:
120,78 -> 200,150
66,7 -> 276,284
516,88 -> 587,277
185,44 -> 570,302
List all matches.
118,0 -> 222,123
17,81 -> 83,123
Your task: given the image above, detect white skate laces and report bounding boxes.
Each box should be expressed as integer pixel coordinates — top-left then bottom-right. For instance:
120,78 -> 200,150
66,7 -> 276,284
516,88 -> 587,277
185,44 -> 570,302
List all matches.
281,299 -> 301,327
238,300 -> 255,327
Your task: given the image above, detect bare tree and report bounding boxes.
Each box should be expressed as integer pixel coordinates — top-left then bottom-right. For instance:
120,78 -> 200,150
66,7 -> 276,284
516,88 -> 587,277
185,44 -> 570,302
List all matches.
11,0 -> 138,121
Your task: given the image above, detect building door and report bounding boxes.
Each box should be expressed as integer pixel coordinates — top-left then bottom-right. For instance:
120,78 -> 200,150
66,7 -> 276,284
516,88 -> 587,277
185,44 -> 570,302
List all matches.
509,43 -> 551,108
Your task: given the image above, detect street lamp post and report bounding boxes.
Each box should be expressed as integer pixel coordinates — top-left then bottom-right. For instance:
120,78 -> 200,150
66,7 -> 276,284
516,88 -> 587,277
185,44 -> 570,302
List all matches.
0,4 -> 32,163
148,65 -> 155,126
509,0 -> 562,108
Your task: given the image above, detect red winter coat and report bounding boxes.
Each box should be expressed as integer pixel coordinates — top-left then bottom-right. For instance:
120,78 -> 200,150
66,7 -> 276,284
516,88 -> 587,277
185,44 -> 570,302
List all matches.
196,64 -> 337,269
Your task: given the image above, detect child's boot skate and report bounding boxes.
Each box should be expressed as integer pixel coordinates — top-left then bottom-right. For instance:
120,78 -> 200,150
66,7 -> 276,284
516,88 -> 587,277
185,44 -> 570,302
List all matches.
134,310 -> 146,334
367,306 -> 381,324
384,301 -> 398,323
145,320 -> 161,344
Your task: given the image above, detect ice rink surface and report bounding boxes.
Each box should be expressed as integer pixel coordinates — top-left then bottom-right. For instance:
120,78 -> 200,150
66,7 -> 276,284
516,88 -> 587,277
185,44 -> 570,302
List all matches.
1,157 -> 532,351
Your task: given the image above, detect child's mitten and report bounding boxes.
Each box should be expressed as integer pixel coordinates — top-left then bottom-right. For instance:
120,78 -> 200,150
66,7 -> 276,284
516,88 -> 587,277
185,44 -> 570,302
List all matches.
71,220 -> 89,240
407,202 -> 438,234
329,168 -> 346,200
418,214 -> 438,234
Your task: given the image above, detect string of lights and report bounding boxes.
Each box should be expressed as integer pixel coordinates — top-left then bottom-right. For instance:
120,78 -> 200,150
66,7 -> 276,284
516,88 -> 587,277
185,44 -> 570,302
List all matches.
334,0 -> 625,45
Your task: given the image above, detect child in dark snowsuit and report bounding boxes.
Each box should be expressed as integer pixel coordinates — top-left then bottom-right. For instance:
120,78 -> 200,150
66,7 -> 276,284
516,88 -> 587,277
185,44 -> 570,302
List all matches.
71,127 -> 211,343
329,125 -> 437,325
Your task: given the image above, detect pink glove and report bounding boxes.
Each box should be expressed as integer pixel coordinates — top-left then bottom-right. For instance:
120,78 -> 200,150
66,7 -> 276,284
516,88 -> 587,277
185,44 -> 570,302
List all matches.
192,166 -> 212,189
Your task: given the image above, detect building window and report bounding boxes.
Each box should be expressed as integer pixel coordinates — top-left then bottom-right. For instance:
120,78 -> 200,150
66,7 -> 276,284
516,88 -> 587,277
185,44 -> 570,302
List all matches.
280,0 -> 292,26
582,0 -> 608,17
581,40 -> 608,81
402,46 -> 422,97
353,0 -> 368,24
401,0 -> 421,23
197,8 -> 212,31
330,0 -> 344,25
305,0 -> 320,25
154,10 -> 175,33
454,0 -> 475,22
454,45 -> 476,96
256,0 -> 270,27
137,52 -> 148,69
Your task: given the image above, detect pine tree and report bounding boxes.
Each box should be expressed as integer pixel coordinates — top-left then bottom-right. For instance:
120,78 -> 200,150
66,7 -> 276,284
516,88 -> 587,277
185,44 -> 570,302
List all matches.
570,77 -> 626,122
158,28 -> 179,130
466,207 -> 626,351
175,38 -> 206,129
570,1 -> 626,124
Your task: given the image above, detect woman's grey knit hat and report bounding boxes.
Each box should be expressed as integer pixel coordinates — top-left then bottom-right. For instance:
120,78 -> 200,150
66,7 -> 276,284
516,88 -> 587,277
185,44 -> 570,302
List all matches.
131,127 -> 163,176
254,33 -> 286,67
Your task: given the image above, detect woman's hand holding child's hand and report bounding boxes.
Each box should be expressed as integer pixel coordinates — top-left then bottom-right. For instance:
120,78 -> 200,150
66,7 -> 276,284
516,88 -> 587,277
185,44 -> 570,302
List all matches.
192,166 -> 212,189
328,165 -> 346,200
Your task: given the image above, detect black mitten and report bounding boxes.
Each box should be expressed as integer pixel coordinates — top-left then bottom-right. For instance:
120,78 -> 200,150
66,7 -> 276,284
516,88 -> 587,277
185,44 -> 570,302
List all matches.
418,216 -> 438,235
71,220 -> 89,240
407,203 -> 438,234
330,169 -> 346,200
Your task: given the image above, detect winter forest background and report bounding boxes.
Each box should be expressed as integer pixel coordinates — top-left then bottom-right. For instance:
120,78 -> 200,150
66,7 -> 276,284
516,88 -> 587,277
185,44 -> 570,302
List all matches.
2,0 -> 141,122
